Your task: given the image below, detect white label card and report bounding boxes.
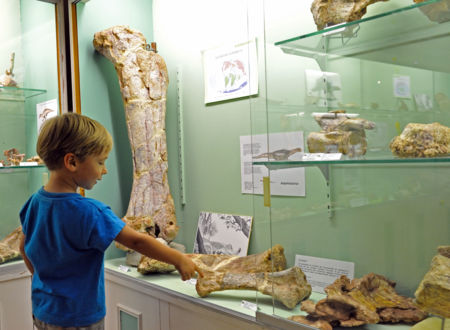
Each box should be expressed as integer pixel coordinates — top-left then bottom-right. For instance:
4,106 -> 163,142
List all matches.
302,153 -> 342,161
240,300 -> 258,312
118,265 -> 130,272
295,254 -> 354,293
185,279 -> 197,285
20,162 -> 39,166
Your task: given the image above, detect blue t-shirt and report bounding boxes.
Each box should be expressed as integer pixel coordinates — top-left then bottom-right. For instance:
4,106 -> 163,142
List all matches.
20,187 -> 125,327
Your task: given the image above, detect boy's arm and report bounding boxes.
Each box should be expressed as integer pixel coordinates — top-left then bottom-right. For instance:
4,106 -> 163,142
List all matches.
115,225 -> 203,281
19,234 -> 34,275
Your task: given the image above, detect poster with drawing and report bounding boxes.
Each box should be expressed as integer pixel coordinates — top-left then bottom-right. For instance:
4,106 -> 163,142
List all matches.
36,99 -> 57,133
240,131 -> 305,197
305,69 -> 342,108
203,39 -> 258,103
193,211 -> 252,257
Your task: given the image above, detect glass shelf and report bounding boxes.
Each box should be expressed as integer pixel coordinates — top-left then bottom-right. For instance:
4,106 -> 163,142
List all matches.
0,164 -> 45,171
275,0 -> 450,73
0,86 -> 47,101
254,156 -> 450,170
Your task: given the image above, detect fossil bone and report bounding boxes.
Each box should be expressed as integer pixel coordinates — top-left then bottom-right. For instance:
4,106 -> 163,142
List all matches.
307,111 -> 375,157
294,273 -> 427,328
93,26 -> 179,247
196,266 -> 311,309
138,244 -> 287,275
0,226 -> 23,264
0,52 -> 18,87
415,246 -> 450,318
311,0 -> 389,30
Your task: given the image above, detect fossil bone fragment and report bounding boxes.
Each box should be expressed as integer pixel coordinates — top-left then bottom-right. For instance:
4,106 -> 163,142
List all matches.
0,53 -> 18,87
311,0 -> 389,30
0,226 -> 23,264
196,266 -> 311,309
307,111 -> 375,157
294,273 -> 427,328
3,148 -> 25,166
415,246 -> 450,318
93,26 -> 179,250
389,122 -> 450,158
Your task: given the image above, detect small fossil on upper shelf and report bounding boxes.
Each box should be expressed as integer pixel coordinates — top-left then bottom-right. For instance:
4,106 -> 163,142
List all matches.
3,148 -> 25,166
0,52 -> 18,87
311,0 -> 389,30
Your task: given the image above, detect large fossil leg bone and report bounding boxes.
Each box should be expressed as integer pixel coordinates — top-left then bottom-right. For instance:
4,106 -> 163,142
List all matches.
196,266 -> 312,309
138,244 -> 287,275
93,26 -> 178,243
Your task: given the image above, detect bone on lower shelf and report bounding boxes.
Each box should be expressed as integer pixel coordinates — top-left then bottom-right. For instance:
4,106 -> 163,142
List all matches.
290,273 -> 427,329
138,245 -> 312,309
93,26 -> 179,248
196,266 -> 311,309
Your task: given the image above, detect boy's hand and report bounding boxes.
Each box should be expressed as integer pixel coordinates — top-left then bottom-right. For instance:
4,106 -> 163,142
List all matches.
175,254 -> 204,281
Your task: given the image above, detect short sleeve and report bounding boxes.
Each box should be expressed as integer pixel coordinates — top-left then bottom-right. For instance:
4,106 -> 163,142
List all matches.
86,205 -> 126,252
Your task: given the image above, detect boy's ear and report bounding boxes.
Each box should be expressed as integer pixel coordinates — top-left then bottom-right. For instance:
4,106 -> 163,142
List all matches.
63,153 -> 78,171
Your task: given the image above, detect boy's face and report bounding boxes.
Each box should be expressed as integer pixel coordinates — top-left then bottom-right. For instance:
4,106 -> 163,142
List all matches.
74,150 -> 110,190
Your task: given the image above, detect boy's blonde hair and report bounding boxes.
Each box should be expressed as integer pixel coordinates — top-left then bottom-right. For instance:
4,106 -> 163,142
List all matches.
37,113 -> 112,170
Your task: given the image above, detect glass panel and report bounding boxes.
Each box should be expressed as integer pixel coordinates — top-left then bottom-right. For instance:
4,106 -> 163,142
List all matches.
0,0 -> 58,262
257,0 -> 450,326
119,310 -> 139,330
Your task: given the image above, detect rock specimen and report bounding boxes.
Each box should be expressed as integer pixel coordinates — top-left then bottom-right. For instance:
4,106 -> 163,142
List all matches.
307,111 -> 375,157
414,0 -> 450,23
196,266 -> 311,309
0,226 -> 23,264
0,52 -> 18,87
390,122 -> 450,158
290,273 -> 426,328
415,246 -> 450,318
311,0 -> 389,30
93,26 -> 179,252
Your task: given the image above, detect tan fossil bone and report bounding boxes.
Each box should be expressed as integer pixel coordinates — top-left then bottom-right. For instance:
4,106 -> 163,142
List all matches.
93,26 -> 179,248
0,226 -> 23,264
0,52 -> 18,87
294,273 -> 427,329
415,246 -> 450,318
196,266 -> 311,309
311,0 -> 389,30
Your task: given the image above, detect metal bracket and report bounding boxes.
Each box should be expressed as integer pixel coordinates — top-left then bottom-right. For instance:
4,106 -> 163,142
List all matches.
317,164 -> 333,218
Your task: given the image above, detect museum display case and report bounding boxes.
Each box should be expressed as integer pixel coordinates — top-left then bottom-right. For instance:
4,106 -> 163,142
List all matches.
0,1 -> 59,328
252,0 -> 450,328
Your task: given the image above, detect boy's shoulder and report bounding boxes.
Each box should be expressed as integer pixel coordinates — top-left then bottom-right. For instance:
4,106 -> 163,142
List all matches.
32,188 -> 111,213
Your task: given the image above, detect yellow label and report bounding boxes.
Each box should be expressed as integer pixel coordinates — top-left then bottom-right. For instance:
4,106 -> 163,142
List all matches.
263,176 -> 271,207
395,121 -> 401,135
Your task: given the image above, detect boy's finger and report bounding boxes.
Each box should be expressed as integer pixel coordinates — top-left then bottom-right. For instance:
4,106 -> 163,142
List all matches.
195,265 -> 204,278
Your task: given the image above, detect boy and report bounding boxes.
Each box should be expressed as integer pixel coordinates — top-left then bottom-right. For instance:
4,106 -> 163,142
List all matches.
19,113 -> 201,329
